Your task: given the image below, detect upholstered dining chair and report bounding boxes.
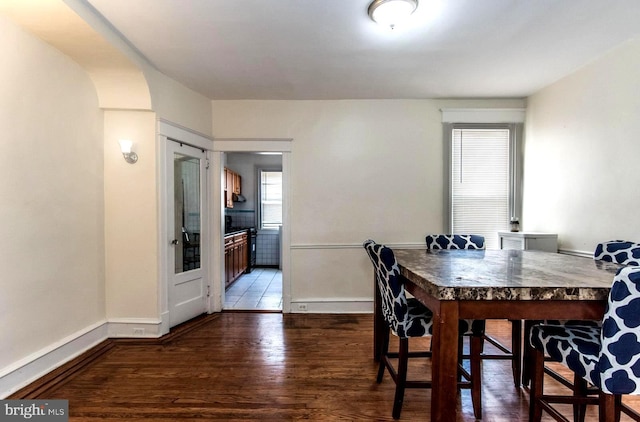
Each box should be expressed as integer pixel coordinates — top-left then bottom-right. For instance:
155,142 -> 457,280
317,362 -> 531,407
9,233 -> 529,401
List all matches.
425,234 -> 486,250
363,239 -> 483,420
594,240 -> 640,266
529,266 -> 640,422
522,240 -> 640,390
425,234 -> 522,388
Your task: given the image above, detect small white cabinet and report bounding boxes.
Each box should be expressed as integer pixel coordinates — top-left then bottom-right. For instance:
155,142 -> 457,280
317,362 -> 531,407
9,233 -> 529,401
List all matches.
498,231 -> 558,252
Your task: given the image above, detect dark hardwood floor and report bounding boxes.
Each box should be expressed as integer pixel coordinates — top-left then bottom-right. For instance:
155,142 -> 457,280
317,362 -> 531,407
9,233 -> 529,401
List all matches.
10,313 -> 640,421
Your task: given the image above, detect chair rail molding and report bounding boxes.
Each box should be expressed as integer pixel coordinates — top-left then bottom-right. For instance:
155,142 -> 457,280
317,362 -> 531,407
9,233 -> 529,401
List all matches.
290,242 -> 426,250
558,248 -> 593,259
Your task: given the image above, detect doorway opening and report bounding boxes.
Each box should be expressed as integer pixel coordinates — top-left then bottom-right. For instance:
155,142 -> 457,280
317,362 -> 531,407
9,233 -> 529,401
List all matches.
224,268 -> 282,311
222,151 -> 283,312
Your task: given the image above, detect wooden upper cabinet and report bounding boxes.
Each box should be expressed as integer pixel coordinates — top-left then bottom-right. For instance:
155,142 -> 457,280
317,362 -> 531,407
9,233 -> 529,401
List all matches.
233,172 -> 241,194
225,168 -> 234,208
224,167 -> 242,208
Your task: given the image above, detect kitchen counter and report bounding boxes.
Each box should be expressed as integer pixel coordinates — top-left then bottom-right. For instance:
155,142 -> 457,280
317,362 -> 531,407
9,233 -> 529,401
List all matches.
225,227 -> 254,236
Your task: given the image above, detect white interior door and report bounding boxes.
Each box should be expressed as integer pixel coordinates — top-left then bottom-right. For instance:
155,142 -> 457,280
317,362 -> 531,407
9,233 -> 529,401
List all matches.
167,140 -> 208,327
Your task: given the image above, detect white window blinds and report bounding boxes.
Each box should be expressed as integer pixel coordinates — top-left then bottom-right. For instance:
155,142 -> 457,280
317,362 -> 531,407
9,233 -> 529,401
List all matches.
450,128 -> 510,249
260,170 -> 282,229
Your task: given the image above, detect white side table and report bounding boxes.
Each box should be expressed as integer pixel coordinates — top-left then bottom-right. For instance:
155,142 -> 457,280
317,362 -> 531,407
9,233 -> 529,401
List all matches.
498,231 -> 558,252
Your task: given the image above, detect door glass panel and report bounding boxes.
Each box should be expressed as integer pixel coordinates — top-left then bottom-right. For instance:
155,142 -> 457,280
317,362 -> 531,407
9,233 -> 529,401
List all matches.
174,153 -> 201,273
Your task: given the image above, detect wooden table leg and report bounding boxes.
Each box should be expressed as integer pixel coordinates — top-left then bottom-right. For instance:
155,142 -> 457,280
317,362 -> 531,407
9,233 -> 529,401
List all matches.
430,301 -> 459,422
373,275 -> 385,361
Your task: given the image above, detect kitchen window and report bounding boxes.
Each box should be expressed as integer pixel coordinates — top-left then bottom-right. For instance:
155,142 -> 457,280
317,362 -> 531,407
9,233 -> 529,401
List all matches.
259,169 -> 282,230
444,123 -> 523,249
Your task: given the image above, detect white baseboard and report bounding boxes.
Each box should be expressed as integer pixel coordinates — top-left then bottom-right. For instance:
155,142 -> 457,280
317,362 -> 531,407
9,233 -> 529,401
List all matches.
107,318 -> 163,338
1,318 -> 166,399
0,321 -> 108,399
159,311 -> 170,336
290,300 -> 373,314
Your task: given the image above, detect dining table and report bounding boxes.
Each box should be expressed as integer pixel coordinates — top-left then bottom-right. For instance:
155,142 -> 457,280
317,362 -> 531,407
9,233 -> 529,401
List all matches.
385,248 -> 622,422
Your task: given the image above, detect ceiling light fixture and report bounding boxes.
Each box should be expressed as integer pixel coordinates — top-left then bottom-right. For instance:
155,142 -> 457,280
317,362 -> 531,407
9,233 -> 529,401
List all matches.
368,0 -> 418,29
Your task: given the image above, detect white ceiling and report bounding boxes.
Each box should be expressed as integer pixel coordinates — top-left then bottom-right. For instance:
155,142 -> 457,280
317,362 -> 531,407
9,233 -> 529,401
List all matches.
82,0 -> 640,100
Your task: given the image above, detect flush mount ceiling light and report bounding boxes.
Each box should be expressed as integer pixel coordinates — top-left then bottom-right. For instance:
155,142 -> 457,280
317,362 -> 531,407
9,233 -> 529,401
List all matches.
368,0 -> 418,29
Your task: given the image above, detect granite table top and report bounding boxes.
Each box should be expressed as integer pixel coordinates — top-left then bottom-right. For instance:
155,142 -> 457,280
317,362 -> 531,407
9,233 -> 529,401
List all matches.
393,249 -> 623,301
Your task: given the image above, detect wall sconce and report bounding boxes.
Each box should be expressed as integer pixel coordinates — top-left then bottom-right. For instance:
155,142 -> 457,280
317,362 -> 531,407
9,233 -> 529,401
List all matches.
118,139 -> 138,164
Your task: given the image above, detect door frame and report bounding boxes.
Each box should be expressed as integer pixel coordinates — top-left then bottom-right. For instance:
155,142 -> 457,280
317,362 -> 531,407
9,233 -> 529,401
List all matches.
211,138 -> 292,313
158,120 -> 214,336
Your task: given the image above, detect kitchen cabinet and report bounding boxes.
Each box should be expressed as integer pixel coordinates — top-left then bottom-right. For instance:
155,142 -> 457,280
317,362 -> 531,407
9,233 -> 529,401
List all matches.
223,168 -> 228,190
224,230 -> 249,288
498,231 -> 558,252
233,172 -> 241,194
224,167 -> 241,208
225,168 -> 234,208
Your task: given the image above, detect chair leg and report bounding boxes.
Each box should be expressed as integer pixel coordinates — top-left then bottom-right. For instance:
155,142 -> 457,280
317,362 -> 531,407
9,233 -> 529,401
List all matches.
377,328 -> 390,383
599,392 -> 616,422
615,395 -> 624,422
392,338 -> 409,420
529,346 -> 544,422
510,319 -> 522,388
457,335 -> 464,386
522,320 -> 536,387
470,334 -> 483,420
573,374 -> 588,422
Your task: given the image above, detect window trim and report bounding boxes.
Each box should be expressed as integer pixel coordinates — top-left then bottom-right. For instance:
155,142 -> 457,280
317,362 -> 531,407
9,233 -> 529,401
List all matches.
257,167 -> 283,231
443,122 -> 524,234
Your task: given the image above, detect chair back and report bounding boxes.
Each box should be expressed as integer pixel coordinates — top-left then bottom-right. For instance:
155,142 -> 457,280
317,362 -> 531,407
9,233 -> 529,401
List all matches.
425,234 -> 485,250
599,266 -> 640,394
594,240 -> 640,266
363,239 -> 412,338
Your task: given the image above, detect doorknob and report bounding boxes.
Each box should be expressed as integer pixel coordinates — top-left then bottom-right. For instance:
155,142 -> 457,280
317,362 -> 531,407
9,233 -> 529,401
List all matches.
171,239 -> 179,245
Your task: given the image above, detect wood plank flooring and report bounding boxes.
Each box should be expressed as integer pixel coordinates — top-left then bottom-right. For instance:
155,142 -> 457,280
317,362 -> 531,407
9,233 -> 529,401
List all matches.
10,313 -> 640,421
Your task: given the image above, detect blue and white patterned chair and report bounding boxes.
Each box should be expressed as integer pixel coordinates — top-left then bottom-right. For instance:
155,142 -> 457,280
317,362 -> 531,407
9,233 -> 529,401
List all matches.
425,234 -> 523,388
529,266 -> 640,422
552,240 -> 640,330
523,240 -> 640,389
594,240 -> 640,266
541,240 -> 639,329
425,234 -> 486,251
363,239 -> 483,420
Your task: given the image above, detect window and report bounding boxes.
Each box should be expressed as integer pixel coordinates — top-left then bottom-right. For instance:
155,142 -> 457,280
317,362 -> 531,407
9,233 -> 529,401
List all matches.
445,123 -> 523,249
259,170 -> 282,229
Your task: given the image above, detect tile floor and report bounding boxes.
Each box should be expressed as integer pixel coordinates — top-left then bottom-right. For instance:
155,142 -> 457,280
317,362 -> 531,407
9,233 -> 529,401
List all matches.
223,267 -> 282,311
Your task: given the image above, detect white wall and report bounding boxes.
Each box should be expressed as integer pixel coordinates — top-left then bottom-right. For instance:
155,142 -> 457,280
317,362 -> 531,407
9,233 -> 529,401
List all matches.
212,99 -> 525,310
104,110 -> 159,325
146,69 -> 213,137
0,7 -> 215,395
524,37 -> 640,254
0,15 -> 105,382
62,0 -> 214,135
